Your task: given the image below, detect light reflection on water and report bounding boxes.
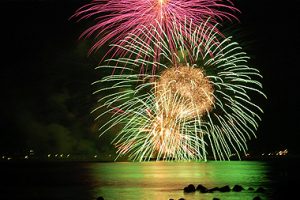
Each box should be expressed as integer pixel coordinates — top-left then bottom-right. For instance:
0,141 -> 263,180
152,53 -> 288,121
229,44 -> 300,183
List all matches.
86,161 -> 271,200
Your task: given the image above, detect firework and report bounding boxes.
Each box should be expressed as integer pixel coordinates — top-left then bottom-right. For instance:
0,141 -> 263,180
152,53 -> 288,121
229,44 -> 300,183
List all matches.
92,20 -> 265,161
72,0 -> 239,57
156,66 -> 214,118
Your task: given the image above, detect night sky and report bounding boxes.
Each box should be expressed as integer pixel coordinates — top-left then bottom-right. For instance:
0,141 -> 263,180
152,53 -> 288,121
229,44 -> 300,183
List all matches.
1,0 -> 299,157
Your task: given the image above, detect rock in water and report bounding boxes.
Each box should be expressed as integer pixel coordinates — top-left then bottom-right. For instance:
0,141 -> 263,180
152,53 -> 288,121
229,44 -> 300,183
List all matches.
219,185 -> 231,192
196,184 -> 208,193
184,184 -> 196,193
207,187 -> 219,193
232,185 -> 244,192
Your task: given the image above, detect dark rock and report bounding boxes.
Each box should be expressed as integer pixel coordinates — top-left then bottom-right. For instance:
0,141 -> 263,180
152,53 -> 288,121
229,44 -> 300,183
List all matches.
253,196 -> 262,200
196,184 -> 208,193
256,187 -> 266,193
207,187 -> 219,193
248,187 -> 255,191
96,197 -> 104,200
219,185 -> 230,192
184,184 -> 196,193
232,185 -> 244,192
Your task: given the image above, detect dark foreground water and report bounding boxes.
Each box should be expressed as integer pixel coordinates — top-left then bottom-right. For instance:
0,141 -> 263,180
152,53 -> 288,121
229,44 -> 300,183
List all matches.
0,160 -> 297,200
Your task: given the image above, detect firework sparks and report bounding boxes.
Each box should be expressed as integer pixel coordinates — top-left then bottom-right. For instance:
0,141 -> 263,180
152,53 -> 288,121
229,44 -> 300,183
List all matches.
156,66 -> 214,118
92,20 -> 265,161
71,0 -> 239,57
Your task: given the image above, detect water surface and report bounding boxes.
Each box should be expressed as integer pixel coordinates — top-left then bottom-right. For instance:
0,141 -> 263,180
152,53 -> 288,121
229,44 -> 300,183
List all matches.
0,160 -> 294,200
87,161 -> 271,200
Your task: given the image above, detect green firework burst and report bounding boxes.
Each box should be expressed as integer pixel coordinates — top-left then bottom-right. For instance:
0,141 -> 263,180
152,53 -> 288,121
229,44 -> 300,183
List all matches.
92,19 -> 266,161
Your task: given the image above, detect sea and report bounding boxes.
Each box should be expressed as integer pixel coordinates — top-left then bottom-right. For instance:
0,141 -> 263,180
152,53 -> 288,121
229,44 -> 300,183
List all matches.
0,159 -> 297,200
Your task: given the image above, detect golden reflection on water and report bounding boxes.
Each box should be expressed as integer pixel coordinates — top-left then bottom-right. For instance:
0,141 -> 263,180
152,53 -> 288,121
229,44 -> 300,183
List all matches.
87,161 -> 270,200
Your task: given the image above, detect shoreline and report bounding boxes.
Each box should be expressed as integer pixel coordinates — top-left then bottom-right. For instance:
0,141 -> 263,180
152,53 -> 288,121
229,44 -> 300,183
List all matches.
0,155 -> 298,163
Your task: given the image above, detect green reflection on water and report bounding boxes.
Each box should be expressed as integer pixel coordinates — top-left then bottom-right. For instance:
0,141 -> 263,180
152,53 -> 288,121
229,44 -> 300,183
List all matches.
87,161 -> 270,200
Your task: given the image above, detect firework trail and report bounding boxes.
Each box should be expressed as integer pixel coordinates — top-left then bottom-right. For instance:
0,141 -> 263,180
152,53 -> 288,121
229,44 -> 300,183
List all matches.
92,20 -> 265,161
71,0 -> 239,59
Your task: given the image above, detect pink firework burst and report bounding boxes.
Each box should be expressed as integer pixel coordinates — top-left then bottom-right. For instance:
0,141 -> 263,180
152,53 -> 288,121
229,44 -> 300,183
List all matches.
72,0 -> 239,57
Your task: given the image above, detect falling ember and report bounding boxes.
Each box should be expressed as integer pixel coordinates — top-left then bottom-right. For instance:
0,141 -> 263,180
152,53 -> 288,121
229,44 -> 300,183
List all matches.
131,65 -> 215,157
147,109 -> 183,157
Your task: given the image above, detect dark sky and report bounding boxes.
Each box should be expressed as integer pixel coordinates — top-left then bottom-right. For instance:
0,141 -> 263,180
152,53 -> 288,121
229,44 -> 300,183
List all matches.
0,0 -> 299,156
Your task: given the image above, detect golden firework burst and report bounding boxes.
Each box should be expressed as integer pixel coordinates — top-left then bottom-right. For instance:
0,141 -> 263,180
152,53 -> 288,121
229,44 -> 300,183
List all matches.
155,66 -> 215,119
